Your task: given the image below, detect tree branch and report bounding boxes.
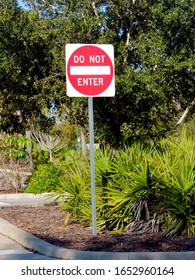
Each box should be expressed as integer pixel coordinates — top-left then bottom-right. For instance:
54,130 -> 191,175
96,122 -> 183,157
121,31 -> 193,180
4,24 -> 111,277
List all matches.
92,1 -> 98,18
176,99 -> 195,125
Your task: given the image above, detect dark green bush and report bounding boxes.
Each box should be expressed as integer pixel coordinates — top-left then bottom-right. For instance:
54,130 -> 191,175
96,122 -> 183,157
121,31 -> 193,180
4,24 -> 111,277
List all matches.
25,164 -> 61,194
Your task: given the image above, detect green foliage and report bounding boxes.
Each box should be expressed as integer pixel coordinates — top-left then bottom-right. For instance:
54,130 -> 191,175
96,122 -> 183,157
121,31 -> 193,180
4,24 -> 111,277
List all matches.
154,130 -> 195,236
2,134 -> 33,160
1,1 -> 195,235
1,0 -> 194,144
99,145 -> 160,231
31,146 -> 49,165
25,163 -> 61,194
54,128 -> 195,236
0,1 -> 54,133
54,160 -> 91,225
45,0 -> 194,146
52,149 -> 114,225
53,120 -> 77,148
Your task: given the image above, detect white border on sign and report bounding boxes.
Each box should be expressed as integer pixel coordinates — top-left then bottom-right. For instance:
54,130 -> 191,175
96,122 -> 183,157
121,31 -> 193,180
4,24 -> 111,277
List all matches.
65,44 -> 115,97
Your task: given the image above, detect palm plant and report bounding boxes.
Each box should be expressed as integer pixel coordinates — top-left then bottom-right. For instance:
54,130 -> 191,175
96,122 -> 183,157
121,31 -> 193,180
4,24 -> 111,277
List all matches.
101,145 -> 161,231
154,130 -> 195,236
54,160 -> 91,225
51,127 -> 195,237
159,157 -> 195,236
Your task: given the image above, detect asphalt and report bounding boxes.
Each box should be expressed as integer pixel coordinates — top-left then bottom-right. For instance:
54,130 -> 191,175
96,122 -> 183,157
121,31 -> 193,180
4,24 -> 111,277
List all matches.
0,193 -> 195,260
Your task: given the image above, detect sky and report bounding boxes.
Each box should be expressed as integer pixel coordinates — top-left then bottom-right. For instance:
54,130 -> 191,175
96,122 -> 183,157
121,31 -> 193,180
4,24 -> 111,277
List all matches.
17,0 -> 29,9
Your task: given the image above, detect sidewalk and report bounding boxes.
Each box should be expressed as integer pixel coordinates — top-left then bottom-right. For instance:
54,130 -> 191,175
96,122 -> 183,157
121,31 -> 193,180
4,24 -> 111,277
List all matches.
0,233 -> 56,260
0,193 -> 59,260
0,193 -> 195,260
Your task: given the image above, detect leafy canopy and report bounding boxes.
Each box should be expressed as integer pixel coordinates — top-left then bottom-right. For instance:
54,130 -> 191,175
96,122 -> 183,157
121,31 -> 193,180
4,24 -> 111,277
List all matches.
1,0 -> 194,146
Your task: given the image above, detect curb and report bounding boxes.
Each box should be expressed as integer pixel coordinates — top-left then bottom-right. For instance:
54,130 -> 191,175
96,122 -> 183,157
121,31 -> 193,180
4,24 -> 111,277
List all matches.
0,193 -> 59,208
0,193 -> 51,200
0,218 -> 195,260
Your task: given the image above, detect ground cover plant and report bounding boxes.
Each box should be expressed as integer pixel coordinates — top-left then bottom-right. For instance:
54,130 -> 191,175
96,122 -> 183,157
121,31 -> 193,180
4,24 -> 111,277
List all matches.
51,128 -> 195,237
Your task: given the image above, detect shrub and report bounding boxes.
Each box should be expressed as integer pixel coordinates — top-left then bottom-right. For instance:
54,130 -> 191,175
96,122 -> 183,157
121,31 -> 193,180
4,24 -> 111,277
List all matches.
54,159 -> 91,225
53,128 -> 195,236
53,150 -> 113,226
25,163 -> 61,194
32,146 -> 49,165
154,130 -> 195,236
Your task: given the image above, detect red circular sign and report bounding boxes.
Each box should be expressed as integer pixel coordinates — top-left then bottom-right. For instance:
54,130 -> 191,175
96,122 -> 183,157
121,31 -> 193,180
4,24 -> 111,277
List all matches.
67,45 -> 113,96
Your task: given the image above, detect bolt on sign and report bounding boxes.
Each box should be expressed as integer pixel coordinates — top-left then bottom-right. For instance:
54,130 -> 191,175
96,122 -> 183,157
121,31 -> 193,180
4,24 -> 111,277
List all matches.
66,44 -> 115,97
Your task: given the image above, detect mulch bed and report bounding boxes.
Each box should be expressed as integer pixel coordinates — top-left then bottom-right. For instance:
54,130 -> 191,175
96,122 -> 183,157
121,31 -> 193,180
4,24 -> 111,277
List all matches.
0,205 -> 195,252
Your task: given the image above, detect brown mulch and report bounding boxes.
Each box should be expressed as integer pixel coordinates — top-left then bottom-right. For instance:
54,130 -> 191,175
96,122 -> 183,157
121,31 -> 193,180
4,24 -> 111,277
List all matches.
0,205 -> 195,252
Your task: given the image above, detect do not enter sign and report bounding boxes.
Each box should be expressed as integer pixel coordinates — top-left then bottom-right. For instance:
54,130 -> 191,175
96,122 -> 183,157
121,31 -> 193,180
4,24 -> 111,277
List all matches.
66,44 -> 115,97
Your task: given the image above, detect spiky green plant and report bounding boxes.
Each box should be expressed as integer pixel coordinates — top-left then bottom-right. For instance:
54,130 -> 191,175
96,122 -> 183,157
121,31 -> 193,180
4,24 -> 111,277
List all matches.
54,160 -> 91,224
101,144 -> 160,231
154,129 -> 195,236
51,127 -> 195,236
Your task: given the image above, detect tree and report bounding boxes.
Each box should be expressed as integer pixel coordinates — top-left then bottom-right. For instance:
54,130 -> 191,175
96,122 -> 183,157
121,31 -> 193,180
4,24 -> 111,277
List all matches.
0,0 -> 54,133
2,0 -> 194,147
93,0 -> 195,145
31,130 -> 64,162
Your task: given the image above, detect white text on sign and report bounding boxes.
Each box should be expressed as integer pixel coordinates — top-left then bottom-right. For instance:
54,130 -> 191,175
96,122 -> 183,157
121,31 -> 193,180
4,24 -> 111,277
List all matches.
78,78 -> 104,86
73,55 -> 106,64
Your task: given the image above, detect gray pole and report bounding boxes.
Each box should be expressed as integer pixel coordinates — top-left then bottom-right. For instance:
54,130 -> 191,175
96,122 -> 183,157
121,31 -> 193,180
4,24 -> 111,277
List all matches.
88,96 -> 97,236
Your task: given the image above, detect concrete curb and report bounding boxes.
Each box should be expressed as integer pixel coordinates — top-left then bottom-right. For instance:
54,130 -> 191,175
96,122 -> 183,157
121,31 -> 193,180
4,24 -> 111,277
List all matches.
0,217 -> 195,260
0,193 -> 58,208
0,193 -> 51,200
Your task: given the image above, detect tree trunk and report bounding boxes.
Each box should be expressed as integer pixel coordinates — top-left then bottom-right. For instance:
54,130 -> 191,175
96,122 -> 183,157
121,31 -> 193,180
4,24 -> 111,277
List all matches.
176,99 -> 195,125
49,135 -> 53,163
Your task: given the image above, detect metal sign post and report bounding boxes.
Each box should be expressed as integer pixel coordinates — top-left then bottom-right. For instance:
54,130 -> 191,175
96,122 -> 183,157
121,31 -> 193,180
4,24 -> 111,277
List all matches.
88,97 -> 97,235
66,44 -> 115,236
